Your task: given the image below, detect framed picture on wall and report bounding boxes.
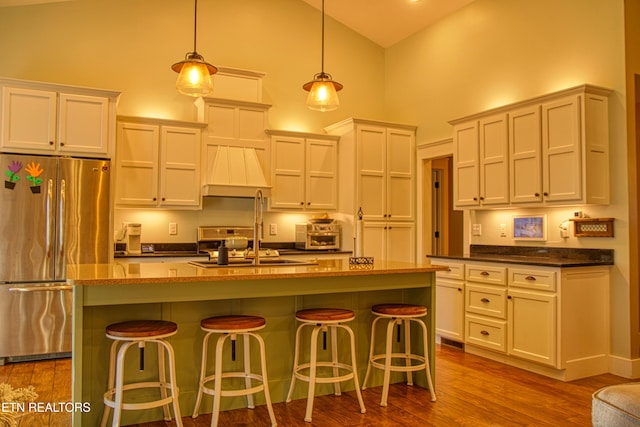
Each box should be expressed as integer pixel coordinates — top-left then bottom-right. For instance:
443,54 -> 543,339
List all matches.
513,214 -> 547,241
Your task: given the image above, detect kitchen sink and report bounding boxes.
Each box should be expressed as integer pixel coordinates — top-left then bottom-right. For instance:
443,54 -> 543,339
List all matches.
188,258 -> 318,268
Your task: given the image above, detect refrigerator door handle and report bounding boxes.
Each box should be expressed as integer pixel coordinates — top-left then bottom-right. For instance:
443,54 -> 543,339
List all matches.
58,179 -> 66,263
46,178 -> 54,260
9,285 -> 73,292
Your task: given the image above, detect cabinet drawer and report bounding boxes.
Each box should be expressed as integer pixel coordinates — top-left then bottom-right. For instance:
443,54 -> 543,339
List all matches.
466,284 -> 507,319
431,260 -> 465,280
465,314 -> 507,353
509,268 -> 556,291
466,264 -> 507,285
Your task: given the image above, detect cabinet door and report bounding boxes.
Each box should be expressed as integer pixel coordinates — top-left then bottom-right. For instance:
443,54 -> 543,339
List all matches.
435,278 -> 465,342
159,126 -> 201,208
542,95 -> 582,203
508,288 -> 557,366
115,122 -> 159,206
306,138 -> 337,210
386,128 -> 414,220
479,114 -> 509,206
453,121 -> 479,207
57,93 -> 109,156
510,105 -> 542,204
1,87 -> 57,153
386,222 -> 415,262
270,136 -> 305,209
362,222 -> 386,261
357,125 -> 386,219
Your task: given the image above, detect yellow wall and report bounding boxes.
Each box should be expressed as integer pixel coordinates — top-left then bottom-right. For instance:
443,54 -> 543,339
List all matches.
0,0 -> 385,133
386,0 -> 635,365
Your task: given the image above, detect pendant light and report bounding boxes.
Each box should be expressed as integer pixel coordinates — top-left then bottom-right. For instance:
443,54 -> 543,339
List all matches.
303,0 -> 343,112
171,0 -> 217,97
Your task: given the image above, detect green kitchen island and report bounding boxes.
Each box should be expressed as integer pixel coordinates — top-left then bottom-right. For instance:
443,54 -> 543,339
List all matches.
66,258 -> 446,426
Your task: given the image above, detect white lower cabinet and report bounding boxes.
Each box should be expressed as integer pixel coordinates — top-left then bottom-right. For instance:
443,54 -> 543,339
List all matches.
432,258 -> 610,380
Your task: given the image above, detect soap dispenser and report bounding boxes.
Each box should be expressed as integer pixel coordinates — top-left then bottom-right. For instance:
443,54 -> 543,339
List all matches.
217,240 -> 229,265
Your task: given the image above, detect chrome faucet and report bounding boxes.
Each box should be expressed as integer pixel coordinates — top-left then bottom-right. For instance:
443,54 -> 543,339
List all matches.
253,189 -> 264,265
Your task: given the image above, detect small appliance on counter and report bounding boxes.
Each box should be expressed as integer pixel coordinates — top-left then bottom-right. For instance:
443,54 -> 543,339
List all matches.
127,223 -> 142,255
295,221 -> 341,250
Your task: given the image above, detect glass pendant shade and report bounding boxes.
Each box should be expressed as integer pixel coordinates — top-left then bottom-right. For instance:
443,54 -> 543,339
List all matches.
172,53 -> 216,97
304,73 -> 342,112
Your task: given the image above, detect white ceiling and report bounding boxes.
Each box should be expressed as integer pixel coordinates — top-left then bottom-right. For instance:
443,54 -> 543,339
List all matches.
302,0 -> 475,48
0,0 -> 475,48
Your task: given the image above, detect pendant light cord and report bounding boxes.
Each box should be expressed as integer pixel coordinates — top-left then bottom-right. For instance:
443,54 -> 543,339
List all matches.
193,0 -> 198,53
320,0 -> 325,74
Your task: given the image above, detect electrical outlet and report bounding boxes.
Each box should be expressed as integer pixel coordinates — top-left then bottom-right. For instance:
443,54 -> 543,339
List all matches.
169,222 -> 177,235
499,223 -> 506,237
472,224 -> 482,236
269,223 -> 277,235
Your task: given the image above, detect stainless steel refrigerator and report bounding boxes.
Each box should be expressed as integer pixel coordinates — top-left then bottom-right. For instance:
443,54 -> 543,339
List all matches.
0,153 -> 110,364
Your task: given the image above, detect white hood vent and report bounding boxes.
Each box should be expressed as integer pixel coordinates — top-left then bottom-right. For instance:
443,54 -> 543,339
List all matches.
202,146 -> 271,198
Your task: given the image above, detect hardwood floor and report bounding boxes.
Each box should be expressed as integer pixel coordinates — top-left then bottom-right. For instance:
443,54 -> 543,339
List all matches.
1,344 -> 635,426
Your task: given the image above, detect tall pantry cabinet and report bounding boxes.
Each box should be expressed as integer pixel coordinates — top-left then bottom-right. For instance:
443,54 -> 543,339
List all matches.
326,118 -> 416,262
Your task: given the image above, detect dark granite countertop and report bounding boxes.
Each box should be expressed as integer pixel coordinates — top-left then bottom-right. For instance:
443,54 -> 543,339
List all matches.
428,245 -> 613,268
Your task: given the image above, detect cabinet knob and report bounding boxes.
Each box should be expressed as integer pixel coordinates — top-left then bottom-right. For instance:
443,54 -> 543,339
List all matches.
153,197 -> 157,201
60,142 -> 65,146
479,196 -> 485,201
480,330 -> 490,336
457,288 -> 462,292
49,141 -> 54,145
534,193 -> 540,197
162,197 -> 166,201
480,271 -> 490,276
507,295 -> 512,299
525,275 -> 537,281
480,298 -> 490,303
473,197 -> 478,201
307,202 -> 310,205
543,192 -> 549,196
300,202 -> 304,206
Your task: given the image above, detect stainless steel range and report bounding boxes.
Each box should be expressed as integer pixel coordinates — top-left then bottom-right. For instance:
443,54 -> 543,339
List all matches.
195,226 -> 280,262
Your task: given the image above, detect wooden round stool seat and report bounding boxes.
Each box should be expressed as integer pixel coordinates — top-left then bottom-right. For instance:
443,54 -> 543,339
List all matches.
101,320 -> 182,427
295,308 -> 355,322
106,320 -> 178,339
192,314 -> 276,427
286,307 -> 365,422
362,303 -> 436,407
372,304 -> 427,317
201,315 -> 266,331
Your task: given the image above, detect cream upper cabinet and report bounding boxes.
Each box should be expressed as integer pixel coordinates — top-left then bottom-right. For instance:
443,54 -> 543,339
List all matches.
453,114 -> 509,208
357,125 -> 414,221
326,118 -> 416,263
0,79 -> 119,158
451,84 -> 611,209
115,117 -> 205,209
268,130 -> 338,211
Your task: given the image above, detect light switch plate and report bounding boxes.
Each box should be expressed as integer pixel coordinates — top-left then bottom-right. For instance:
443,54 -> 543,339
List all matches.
169,222 -> 177,235
472,224 -> 482,236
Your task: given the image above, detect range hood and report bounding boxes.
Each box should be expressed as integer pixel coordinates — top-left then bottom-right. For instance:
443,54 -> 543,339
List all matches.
202,146 -> 271,197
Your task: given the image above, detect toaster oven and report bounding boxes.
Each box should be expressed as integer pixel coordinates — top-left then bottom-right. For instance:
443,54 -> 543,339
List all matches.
295,223 -> 341,250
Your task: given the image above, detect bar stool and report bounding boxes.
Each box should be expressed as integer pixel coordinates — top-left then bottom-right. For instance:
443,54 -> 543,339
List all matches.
362,303 -> 436,406
286,308 -> 366,423
100,320 -> 182,427
192,315 -> 276,427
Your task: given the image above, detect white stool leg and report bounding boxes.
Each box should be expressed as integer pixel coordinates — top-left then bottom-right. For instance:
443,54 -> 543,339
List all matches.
403,319 -> 414,386
211,334 -> 230,427
416,318 -> 436,402
112,341 -> 136,427
192,331 -> 212,418
330,325 -> 341,396
380,318 -> 397,407
341,324 -> 366,414
253,332 -> 278,427
159,339 -> 183,426
362,316 -> 382,390
304,324 -> 321,422
243,333 -> 255,409
100,340 -> 119,427
286,323 -> 305,403
157,341 -> 171,421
